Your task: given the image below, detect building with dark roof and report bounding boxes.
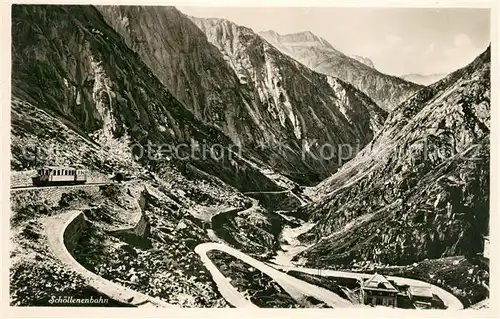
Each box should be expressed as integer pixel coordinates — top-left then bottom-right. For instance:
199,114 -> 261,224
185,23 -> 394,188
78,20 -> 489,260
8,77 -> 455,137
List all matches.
407,286 -> 446,309
408,286 -> 433,302
360,273 -> 398,307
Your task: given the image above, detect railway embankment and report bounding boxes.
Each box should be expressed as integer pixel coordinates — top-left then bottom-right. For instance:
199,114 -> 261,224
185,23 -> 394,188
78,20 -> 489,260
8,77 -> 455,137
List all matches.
10,170 -> 109,189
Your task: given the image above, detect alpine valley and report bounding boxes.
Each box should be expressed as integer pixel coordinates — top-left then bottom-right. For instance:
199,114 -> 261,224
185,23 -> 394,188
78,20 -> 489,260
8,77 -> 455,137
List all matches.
10,5 -> 490,310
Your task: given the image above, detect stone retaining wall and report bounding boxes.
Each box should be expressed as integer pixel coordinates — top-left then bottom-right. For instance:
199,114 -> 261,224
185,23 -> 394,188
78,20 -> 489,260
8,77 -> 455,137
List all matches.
108,189 -> 150,238
11,185 -> 102,213
64,212 -> 88,253
10,170 -> 35,188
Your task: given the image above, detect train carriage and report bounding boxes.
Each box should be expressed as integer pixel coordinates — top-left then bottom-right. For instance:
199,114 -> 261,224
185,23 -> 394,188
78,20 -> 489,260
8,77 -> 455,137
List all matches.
32,166 -> 87,186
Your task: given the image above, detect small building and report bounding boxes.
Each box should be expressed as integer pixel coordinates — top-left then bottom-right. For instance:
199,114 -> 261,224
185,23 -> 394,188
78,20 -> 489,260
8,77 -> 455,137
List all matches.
408,286 -> 445,309
408,286 -> 433,302
360,273 -> 398,307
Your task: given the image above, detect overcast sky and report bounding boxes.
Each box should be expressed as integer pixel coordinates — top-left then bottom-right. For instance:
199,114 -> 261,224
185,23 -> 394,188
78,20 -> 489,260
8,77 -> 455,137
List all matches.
177,7 -> 491,76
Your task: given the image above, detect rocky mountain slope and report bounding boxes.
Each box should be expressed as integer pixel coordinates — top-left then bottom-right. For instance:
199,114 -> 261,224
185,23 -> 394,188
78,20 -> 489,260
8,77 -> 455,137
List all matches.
401,73 -> 448,86
11,4 -> 281,193
11,5 -> 286,306
295,46 -> 490,267
96,7 -> 387,185
260,30 -> 423,111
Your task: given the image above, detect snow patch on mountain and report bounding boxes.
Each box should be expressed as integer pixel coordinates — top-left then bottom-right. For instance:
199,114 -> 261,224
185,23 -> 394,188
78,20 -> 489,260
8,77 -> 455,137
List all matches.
89,54 -> 116,142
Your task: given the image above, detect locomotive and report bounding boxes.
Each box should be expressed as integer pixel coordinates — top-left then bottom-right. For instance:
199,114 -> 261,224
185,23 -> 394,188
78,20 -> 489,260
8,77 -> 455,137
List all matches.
32,166 -> 87,186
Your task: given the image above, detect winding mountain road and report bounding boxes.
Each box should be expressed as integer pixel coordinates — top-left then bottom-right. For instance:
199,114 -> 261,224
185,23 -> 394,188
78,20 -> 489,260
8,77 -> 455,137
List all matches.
269,264 -> 464,310
195,242 -> 353,308
196,240 -> 464,310
45,210 -> 173,307
197,198 -> 464,310
29,178 -> 462,310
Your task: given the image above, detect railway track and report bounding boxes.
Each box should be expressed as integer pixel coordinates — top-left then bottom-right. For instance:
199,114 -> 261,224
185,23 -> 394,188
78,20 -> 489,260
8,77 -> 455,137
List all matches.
10,182 -> 114,191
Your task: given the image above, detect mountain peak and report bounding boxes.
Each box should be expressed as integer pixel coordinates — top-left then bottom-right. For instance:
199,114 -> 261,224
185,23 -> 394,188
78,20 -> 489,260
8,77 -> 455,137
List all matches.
261,29 -> 422,110
260,29 -> 279,37
350,55 -> 376,69
259,29 -> 335,50
283,31 -> 334,49
294,30 -> 318,40
189,15 -> 255,36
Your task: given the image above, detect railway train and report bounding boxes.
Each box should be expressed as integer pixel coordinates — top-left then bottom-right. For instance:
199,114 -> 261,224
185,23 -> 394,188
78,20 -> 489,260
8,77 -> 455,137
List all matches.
32,166 -> 88,186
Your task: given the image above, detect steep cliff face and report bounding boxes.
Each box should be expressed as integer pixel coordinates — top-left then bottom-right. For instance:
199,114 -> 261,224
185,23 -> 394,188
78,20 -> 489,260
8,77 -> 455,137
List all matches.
188,16 -> 388,183
96,7 -> 387,185
11,5 -> 280,192
95,6 -> 252,134
296,47 -> 490,267
260,30 -> 423,111
189,17 -> 387,135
